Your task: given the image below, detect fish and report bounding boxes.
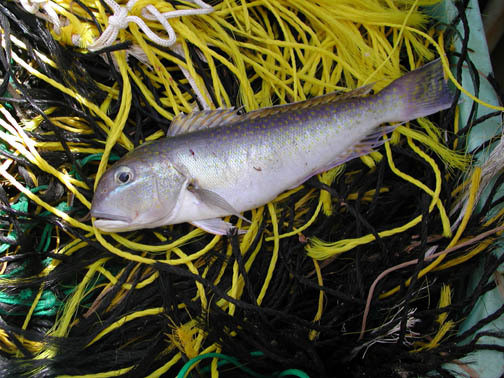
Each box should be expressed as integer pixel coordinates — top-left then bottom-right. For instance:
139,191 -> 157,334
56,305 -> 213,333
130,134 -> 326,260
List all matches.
90,59 -> 453,235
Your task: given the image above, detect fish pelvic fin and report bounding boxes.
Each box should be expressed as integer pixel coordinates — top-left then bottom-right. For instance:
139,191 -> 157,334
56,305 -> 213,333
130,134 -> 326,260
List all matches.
379,58 -> 454,123
190,218 -> 246,235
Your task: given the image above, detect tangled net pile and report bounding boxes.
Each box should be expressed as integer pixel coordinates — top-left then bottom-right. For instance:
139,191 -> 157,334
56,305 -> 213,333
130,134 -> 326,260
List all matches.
0,0 -> 503,376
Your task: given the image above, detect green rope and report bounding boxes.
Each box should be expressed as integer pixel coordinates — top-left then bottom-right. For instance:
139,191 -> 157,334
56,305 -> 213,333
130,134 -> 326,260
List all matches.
0,187 -> 73,316
72,153 -> 120,180
0,289 -> 61,316
77,153 -> 120,167
177,352 -> 311,378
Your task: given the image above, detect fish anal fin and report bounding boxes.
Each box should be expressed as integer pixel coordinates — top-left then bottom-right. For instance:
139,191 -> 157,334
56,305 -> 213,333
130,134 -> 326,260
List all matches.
297,125 -> 398,184
168,108 -> 242,137
325,125 -> 398,170
285,125 -> 397,190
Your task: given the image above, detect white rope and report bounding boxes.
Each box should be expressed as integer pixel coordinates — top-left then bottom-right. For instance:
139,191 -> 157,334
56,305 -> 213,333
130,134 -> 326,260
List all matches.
88,0 -> 136,51
90,0 -> 214,109
170,43 -> 213,110
88,0 -> 213,51
19,0 -> 61,34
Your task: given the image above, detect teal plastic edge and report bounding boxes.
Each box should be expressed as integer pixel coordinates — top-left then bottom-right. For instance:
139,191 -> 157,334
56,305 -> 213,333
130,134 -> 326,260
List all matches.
429,1 -> 504,377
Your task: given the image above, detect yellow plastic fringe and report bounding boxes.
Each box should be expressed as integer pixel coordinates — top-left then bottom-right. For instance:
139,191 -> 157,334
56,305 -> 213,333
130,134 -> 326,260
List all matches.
413,284 -> 455,351
379,166 -> 482,300
0,0 -> 499,374
306,129 -> 456,259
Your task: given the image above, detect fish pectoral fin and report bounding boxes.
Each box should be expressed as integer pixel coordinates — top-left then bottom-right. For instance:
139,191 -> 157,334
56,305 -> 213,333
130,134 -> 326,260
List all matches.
190,186 -> 251,223
190,218 -> 246,235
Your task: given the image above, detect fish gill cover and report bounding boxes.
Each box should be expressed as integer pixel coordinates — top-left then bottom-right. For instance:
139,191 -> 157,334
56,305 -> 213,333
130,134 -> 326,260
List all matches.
0,0 -> 502,377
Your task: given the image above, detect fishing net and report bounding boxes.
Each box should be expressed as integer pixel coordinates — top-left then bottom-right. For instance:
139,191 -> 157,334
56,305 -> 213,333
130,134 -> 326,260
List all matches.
0,0 -> 503,376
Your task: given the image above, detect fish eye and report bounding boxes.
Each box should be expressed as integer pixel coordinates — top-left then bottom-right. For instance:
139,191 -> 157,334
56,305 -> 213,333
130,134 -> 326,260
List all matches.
114,167 -> 133,185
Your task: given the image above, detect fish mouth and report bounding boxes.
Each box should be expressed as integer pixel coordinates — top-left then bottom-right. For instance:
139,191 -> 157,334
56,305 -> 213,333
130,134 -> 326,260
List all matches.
90,210 -> 132,223
90,210 -> 133,231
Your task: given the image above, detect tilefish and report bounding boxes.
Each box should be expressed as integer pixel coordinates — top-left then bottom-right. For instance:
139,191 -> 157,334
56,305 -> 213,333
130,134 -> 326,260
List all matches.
91,59 -> 453,235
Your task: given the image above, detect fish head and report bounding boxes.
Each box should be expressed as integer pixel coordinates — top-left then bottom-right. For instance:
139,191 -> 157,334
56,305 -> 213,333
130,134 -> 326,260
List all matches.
90,150 -> 187,232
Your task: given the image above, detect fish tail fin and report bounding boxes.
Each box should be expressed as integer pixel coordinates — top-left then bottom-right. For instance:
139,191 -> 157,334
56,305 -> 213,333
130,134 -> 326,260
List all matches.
381,58 -> 454,122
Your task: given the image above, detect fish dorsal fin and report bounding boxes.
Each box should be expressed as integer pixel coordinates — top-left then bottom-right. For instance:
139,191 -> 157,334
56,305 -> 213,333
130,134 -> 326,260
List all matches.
241,83 -> 375,121
168,108 -> 242,137
168,84 -> 374,136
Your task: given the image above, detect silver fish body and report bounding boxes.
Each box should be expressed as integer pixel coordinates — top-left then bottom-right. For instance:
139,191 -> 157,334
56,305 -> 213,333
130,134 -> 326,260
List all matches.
91,59 -> 453,234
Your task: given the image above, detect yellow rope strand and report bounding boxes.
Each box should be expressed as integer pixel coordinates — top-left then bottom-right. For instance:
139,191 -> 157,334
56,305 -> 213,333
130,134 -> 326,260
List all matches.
86,307 -> 164,347
309,259 -> 324,341
257,203 -> 280,305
